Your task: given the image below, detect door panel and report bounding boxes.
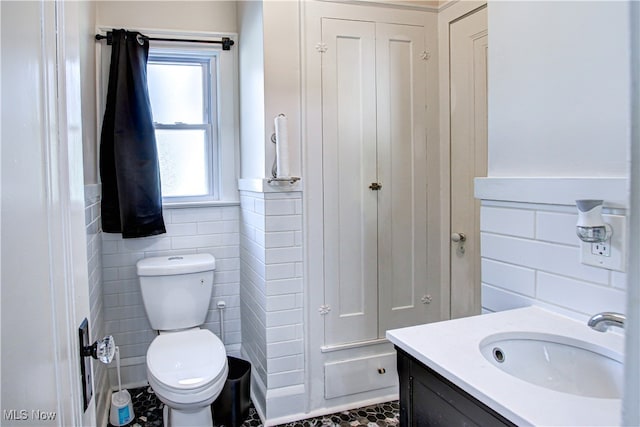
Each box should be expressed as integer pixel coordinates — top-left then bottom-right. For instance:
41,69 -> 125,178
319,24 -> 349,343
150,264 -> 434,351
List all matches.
376,23 -> 430,334
450,7 -> 488,319
322,18 -> 378,345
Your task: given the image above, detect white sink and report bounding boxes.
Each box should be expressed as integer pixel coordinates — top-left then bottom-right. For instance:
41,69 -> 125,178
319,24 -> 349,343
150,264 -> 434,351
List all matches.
388,307 -> 624,425
479,332 -> 623,399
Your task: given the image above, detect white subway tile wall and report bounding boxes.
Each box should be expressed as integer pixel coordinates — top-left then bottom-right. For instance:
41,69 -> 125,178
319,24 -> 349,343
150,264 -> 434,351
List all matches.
85,185 -> 109,424
239,190 -> 304,407
480,202 -> 627,320
101,205 -> 241,386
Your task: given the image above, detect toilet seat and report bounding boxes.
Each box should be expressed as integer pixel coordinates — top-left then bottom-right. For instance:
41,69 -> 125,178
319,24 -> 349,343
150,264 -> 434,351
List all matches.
147,329 -> 228,408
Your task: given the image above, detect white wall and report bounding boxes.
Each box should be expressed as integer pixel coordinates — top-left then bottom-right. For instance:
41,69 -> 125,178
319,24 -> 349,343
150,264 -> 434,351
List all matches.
79,1 -> 98,185
262,1 -> 302,179
237,1 -> 302,180
237,0 -> 266,179
488,1 -> 630,177
96,1 -> 237,33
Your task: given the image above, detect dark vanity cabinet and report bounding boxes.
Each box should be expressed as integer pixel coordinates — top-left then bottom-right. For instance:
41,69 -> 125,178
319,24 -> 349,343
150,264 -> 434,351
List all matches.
396,347 -> 517,427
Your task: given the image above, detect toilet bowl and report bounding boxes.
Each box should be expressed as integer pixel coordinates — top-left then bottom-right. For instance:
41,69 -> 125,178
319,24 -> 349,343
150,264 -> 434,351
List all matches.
147,329 -> 228,426
137,254 -> 226,427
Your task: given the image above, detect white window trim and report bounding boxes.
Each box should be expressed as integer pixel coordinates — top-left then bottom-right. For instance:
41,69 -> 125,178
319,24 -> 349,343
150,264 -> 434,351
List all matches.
95,27 -> 239,205
148,49 -> 218,202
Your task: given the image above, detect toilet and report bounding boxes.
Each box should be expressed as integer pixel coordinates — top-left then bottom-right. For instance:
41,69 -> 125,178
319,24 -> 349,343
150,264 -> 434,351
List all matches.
137,254 -> 228,427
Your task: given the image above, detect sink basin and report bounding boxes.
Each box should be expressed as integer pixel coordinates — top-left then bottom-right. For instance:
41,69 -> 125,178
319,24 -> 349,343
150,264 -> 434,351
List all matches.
479,332 -> 623,399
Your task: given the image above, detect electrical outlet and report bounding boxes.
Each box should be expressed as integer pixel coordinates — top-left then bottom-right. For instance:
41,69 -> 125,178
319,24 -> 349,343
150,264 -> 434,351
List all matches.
580,214 -> 626,271
591,241 -> 610,257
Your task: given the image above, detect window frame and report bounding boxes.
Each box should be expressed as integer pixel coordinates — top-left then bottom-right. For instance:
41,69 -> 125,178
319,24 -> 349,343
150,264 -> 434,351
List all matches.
147,52 -> 220,202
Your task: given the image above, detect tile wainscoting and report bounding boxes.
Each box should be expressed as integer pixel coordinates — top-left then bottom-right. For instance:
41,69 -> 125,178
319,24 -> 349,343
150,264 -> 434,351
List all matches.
85,184 -> 109,425
476,178 -> 627,321
239,179 -> 305,423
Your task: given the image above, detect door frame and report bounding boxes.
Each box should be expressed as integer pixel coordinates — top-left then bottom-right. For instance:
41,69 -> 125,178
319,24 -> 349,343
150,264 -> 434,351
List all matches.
1,1 -> 93,424
437,1 -> 487,319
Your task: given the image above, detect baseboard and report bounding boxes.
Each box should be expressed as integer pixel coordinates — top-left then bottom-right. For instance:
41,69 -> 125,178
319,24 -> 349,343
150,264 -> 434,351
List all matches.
262,392 -> 399,427
249,386 -> 267,426
112,380 -> 150,392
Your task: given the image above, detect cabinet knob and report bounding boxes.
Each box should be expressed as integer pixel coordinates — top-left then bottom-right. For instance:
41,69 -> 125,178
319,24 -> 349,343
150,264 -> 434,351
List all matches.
378,368 -> 386,374
369,182 -> 382,191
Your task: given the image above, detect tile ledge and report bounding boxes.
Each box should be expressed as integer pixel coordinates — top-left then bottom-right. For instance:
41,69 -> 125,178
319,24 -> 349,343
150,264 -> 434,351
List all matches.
475,177 -> 628,208
238,178 -> 303,193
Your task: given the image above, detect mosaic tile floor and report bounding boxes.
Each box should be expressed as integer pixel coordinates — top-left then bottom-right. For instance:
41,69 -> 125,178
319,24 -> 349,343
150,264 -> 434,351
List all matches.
108,386 -> 399,427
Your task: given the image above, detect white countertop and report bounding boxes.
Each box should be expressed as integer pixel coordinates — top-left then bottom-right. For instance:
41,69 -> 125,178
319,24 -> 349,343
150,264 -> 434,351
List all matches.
386,306 -> 624,426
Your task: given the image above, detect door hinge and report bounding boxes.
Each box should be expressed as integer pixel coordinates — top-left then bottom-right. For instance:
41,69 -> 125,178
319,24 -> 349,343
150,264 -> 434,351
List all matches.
316,42 -> 328,53
318,304 -> 331,315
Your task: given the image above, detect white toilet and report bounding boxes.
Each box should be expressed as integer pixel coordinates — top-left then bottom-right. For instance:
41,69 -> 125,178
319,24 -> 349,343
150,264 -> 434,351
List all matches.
137,254 -> 228,427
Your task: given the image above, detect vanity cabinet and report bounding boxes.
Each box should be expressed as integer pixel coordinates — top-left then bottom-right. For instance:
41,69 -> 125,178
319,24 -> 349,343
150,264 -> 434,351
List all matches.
396,348 -> 516,427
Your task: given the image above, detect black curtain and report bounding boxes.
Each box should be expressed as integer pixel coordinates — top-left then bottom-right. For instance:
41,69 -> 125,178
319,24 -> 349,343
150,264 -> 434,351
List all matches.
100,29 -> 166,238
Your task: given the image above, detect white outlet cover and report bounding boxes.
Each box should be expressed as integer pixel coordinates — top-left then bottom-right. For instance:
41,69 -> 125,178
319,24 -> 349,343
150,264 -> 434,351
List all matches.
580,214 -> 626,272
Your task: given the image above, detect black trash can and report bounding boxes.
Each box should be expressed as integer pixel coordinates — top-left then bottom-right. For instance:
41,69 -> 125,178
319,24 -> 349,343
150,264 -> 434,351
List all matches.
212,356 -> 251,427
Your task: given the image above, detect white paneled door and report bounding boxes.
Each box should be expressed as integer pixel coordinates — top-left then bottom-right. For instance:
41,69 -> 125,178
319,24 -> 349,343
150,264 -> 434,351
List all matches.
322,18 -> 378,345
321,18 -> 430,346
449,6 -> 488,319
376,23 -> 429,334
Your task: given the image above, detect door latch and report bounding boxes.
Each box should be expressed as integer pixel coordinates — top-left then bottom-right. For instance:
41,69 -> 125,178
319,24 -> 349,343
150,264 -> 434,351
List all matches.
451,232 -> 466,255
451,232 -> 466,242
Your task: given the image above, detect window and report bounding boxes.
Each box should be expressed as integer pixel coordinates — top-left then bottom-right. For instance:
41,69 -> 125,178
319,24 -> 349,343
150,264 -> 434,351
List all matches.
147,53 -> 218,200
147,49 -> 220,201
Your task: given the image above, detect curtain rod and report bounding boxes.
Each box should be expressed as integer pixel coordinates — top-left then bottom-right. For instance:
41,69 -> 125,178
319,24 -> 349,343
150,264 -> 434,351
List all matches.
95,31 -> 235,51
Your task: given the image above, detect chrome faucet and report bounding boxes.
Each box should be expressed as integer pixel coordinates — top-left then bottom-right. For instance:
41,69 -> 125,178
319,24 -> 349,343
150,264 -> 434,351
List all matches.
588,312 -> 625,332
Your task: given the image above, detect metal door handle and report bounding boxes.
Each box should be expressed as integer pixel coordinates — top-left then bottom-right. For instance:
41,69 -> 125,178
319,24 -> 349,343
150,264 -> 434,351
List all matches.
451,232 -> 466,243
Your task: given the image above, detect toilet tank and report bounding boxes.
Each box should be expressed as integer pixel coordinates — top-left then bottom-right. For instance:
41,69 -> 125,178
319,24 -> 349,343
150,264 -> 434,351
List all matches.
137,254 -> 216,331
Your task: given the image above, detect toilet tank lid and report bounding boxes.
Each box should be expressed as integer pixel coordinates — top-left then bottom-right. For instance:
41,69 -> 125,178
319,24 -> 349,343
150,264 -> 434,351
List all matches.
137,254 -> 216,276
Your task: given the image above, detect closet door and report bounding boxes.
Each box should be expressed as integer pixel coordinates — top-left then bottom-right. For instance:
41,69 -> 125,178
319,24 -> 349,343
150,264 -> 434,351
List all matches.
321,18 -> 379,345
376,23 -> 429,335
450,7 -> 488,319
